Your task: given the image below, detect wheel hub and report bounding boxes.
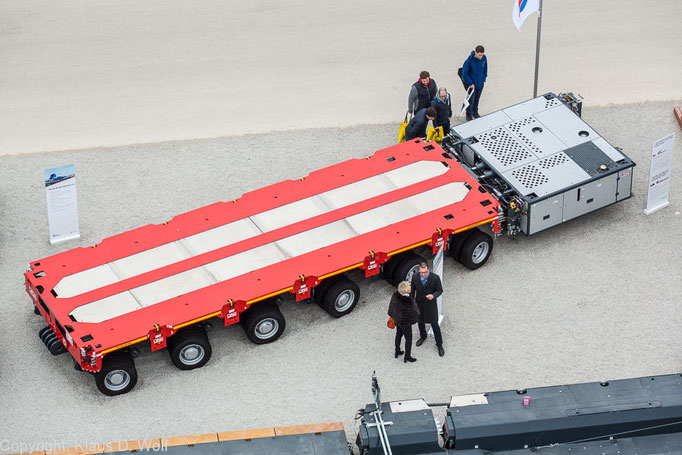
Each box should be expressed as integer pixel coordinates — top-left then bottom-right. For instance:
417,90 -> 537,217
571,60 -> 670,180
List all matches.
255,318 -> 279,339
472,242 -> 490,263
180,344 -> 205,365
405,264 -> 420,283
104,369 -> 130,391
335,290 -> 355,312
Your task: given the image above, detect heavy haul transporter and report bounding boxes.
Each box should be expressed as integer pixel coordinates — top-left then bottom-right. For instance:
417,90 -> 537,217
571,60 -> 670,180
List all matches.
25,93 -> 635,395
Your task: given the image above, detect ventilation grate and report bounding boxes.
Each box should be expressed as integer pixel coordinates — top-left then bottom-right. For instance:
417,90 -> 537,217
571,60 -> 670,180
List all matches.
545,98 -> 560,109
538,153 -> 569,169
508,117 -> 544,155
511,164 -> 549,188
477,127 -> 532,168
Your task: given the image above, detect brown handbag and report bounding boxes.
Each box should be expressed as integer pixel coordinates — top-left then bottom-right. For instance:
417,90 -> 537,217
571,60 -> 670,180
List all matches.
387,317 -> 396,329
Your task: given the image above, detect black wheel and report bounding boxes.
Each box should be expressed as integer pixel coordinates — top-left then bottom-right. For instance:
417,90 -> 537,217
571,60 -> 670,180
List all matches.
448,229 -> 476,263
322,278 -> 360,318
459,230 -> 493,270
242,302 -> 286,344
314,275 -> 345,305
47,335 -> 66,356
392,253 -> 425,286
95,353 -> 138,396
382,253 -> 407,284
39,326 -> 52,344
34,305 -> 40,315
167,326 -> 212,370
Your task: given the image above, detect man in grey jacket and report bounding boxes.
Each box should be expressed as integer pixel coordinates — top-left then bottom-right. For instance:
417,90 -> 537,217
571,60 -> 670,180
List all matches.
408,71 -> 438,114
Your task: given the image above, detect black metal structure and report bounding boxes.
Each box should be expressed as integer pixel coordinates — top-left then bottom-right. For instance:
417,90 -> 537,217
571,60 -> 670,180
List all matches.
443,374 -> 682,451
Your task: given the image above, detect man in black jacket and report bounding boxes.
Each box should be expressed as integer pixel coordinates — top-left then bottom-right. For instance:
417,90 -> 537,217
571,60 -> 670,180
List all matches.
405,107 -> 437,141
410,261 -> 445,357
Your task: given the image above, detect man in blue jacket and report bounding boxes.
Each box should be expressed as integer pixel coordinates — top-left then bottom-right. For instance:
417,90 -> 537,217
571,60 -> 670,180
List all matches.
461,45 -> 488,121
405,107 -> 437,141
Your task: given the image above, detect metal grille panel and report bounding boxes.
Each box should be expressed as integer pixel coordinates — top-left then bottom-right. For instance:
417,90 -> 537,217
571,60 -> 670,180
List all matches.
501,96 -> 560,121
510,164 -> 549,189
537,153 -> 569,169
471,127 -> 535,170
564,141 -> 616,177
503,152 -> 590,197
507,116 -> 566,157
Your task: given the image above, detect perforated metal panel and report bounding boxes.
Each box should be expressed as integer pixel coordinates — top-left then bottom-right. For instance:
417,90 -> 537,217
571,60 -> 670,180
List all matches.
501,152 -> 589,198
507,116 -> 566,157
470,127 -> 535,171
501,95 -> 561,121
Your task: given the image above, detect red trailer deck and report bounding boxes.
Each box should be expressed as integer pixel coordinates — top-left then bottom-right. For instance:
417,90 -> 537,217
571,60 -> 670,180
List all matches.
25,139 -> 500,395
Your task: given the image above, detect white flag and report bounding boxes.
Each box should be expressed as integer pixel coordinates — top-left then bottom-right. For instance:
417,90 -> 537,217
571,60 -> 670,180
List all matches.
512,0 -> 540,30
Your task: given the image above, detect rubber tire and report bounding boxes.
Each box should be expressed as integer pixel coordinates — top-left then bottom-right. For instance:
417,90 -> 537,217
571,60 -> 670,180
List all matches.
95,353 -> 138,396
167,327 -> 212,370
459,230 -> 494,270
39,326 -> 52,344
392,253 -> 425,286
314,275 -> 345,305
47,336 -> 66,356
322,278 -> 360,318
382,253 -> 407,284
448,229 -> 476,263
34,305 -> 41,315
242,302 -> 286,345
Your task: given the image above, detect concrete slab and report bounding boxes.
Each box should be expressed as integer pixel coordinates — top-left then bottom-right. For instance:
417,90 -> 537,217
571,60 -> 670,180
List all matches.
1,0 -> 681,155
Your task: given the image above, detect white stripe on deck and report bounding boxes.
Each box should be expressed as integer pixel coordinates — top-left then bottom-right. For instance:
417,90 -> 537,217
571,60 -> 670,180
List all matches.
54,161 -> 448,299
69,181 -> 470,323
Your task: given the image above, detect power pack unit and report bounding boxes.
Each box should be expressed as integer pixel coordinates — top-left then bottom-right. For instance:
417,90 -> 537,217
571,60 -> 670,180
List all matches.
357,399 -> 444,455
442,374 -> 682,451
444,93 -> 635,235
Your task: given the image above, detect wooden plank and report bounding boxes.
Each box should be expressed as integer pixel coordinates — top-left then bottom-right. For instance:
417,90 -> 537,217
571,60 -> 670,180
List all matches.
45,446 -> 104,455
217,427 -> 276,441
163,433 -> 218,447
274,422 -> 345,436
105,439 -> 164,453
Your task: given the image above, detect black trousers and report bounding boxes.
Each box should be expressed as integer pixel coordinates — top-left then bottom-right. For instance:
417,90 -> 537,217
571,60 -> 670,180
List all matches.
418,320 -> 443,347
395,324 -> 413,358
466,87 -> 484,117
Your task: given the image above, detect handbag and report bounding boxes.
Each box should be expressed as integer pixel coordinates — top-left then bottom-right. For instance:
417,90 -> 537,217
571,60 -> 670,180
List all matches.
387,317 -> 396,329
398,111 -> 411,143
426,126 -> 444,143
457,67 -> 468,90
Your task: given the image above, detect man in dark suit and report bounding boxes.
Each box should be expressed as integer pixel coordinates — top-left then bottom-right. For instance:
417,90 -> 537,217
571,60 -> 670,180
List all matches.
410,261 -> 445,357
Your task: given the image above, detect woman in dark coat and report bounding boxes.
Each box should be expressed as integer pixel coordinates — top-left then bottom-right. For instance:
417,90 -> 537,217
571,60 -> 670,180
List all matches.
431,87 -> 452,134
388,281 -> 420,363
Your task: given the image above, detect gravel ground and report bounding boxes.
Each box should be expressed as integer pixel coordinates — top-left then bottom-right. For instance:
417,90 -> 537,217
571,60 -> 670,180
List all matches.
1,100 -> 681,453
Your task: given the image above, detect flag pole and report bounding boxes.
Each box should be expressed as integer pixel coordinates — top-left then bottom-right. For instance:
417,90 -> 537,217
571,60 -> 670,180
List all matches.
533,0 -> 543,97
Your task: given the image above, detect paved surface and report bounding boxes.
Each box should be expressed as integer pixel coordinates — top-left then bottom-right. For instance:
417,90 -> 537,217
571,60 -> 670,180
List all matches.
1,100 -> 680,453
1,0 -> 681,155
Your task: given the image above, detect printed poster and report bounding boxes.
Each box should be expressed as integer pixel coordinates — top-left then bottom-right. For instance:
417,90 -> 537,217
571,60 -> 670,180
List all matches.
45,164 -> 80,244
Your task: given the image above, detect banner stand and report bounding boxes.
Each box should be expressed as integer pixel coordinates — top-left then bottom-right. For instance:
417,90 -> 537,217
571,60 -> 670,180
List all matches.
429,245 -> 445,336
644,134 -> 675,216
45,164 -> 81,245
